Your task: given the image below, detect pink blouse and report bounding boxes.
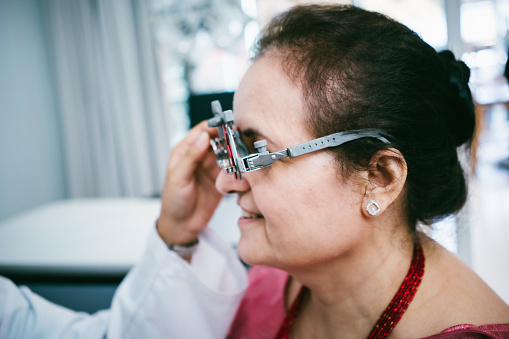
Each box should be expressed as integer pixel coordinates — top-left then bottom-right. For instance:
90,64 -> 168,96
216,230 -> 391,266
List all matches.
228,265 -> 509,339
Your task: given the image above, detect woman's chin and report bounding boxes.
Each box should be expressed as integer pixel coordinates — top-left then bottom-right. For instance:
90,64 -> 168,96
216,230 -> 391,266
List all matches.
236,239 -> 266,267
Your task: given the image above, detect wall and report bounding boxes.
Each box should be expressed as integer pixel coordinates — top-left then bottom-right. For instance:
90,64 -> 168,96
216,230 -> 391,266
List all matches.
0,0 -> 66,222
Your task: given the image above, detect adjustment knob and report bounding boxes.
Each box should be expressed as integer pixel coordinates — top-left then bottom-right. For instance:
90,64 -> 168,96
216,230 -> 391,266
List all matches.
254,140 -> 268,153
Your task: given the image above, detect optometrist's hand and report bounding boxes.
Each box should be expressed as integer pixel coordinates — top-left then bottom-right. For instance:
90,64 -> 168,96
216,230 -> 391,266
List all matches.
157,121 -> 223,246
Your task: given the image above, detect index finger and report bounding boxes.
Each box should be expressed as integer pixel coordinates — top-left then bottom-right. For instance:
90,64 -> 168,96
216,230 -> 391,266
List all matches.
168,120 -> 218,170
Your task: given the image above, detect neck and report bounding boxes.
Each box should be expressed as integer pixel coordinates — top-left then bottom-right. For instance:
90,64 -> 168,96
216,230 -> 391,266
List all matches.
288,226 -> 416,338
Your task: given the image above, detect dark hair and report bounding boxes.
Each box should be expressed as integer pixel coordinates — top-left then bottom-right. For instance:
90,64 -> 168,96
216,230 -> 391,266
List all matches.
254,5 -> 476,230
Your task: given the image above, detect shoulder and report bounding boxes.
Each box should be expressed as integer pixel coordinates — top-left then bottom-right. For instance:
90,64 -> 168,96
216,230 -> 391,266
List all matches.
421,323 -> 509,338
393,237 -> 509,338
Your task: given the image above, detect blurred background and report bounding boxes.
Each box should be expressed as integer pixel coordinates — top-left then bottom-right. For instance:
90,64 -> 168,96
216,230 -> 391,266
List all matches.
0,0 -> 508,312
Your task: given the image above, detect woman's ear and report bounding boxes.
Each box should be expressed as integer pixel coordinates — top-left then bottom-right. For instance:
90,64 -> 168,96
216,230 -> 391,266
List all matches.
360,148 -> 407,218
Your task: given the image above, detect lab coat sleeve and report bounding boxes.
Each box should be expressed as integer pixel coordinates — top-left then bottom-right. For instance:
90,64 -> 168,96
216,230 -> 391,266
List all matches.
0,275 -> 110,339
0,226 -> 247,339
107,226 -> 248,339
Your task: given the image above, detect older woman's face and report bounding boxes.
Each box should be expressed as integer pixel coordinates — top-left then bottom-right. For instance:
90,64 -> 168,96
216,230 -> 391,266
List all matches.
215,54 -> 367,270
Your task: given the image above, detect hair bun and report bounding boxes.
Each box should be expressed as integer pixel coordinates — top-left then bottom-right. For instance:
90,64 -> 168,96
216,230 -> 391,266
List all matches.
438,50 -> 476,147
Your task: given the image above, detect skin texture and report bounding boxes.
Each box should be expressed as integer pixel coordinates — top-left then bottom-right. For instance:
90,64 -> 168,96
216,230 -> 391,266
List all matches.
159,52 -> 509,338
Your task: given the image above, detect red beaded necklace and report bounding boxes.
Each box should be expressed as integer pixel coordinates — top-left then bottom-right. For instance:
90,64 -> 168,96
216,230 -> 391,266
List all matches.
274,242 -> 425,339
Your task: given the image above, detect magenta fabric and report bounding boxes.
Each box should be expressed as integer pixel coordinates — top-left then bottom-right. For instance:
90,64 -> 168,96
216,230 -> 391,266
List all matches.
422,323 -> 509,338
228,265 -> 288,339
228,265 -> 509,339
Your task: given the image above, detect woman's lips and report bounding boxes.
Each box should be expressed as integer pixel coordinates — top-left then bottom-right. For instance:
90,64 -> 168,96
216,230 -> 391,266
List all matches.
241,209 -> 263,219
239,209 -> 264,225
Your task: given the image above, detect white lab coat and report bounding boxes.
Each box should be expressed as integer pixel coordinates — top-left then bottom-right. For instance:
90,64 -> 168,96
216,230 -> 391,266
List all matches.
0,226 -> 248,339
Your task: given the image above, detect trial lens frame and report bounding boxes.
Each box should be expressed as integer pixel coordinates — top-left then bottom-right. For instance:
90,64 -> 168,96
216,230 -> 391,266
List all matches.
207,100 -> 390,180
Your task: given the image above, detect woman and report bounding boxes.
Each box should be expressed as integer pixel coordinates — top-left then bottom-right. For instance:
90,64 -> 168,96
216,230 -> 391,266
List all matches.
157,4 -> 509,338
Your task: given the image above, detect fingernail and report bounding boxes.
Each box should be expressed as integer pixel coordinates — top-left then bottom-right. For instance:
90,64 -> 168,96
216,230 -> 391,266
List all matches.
195,132 -> 209,150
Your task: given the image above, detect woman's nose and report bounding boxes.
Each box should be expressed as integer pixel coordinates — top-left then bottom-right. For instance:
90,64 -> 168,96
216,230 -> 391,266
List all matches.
215,170 -> 250,195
